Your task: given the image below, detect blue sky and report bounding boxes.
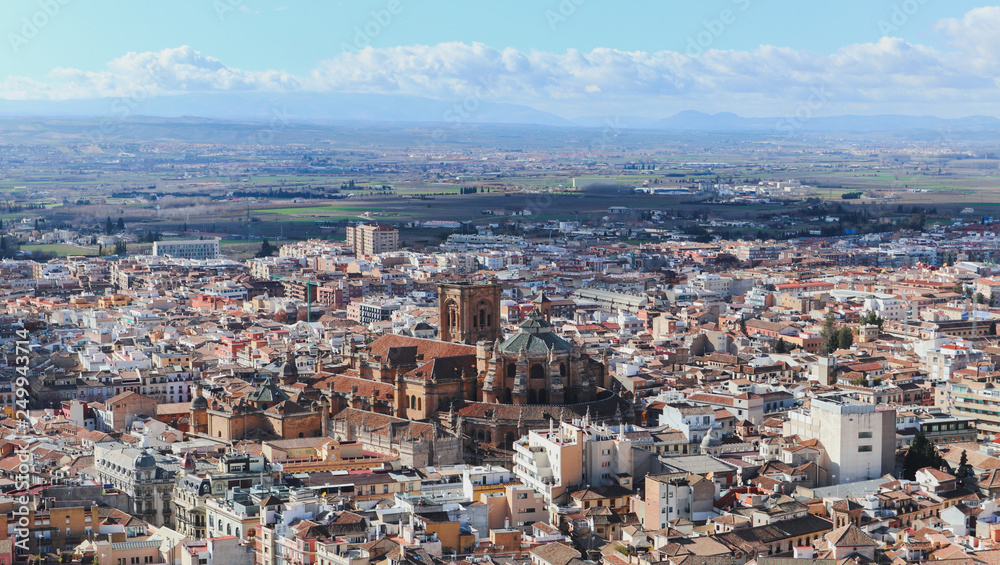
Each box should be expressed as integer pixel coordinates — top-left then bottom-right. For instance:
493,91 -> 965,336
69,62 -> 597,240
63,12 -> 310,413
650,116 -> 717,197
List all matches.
3,1 -> 1000,118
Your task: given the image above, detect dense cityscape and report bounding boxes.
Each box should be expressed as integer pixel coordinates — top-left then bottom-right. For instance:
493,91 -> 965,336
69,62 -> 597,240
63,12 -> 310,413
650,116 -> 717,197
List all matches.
11,2 -> 1000,565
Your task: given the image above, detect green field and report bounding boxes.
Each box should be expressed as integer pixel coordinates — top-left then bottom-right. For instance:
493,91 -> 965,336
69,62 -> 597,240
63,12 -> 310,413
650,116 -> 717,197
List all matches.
21,243 -> 99,256
263,206 -> 373,215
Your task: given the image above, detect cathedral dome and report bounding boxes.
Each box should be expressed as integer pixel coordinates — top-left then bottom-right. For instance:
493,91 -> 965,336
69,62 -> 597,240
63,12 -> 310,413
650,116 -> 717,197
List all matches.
190,395 -> 208,410
498,310 -> 573,355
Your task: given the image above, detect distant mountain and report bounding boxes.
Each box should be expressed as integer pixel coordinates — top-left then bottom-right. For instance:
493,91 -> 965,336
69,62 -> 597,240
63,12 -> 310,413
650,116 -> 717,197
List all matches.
644,110 -> 1000,132
3,93 -> 1000,133
0,92 -> 575,127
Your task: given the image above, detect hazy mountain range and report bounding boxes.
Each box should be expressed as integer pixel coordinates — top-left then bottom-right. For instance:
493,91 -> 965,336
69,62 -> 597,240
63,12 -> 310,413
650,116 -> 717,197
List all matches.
2,92 -> 1000,133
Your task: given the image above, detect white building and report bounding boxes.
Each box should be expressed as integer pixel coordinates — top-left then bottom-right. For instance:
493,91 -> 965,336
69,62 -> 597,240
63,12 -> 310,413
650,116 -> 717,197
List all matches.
861,296 -> 907,322
152,239 -> 221,260
783,396 -> 895,485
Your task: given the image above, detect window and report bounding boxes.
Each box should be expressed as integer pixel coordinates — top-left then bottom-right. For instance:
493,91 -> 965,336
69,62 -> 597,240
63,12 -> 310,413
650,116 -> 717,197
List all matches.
858,445 -> 873,452
858,431 -> 873,439
517,493 -> 528,499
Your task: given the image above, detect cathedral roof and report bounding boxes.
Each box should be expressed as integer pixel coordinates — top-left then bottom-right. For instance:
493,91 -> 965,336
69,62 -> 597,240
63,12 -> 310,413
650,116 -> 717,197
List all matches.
368,334 -> 475,363
498,311 -> 573,354
247,377 -> 291,404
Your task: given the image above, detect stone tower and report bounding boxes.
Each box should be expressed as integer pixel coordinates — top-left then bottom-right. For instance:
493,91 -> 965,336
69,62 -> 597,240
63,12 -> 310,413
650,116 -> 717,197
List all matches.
189,384 -> 208,435
438,281 -> 502,345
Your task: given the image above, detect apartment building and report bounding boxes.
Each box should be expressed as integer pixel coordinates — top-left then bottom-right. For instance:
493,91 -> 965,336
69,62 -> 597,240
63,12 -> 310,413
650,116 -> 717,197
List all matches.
346,224 -> 400,255
944,377 -> 1000,440
513,419 -> 633,506
636,473 -> 716,529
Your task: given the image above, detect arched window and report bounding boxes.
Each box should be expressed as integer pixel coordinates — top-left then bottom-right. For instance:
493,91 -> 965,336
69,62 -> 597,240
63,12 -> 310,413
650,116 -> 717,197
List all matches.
529,364 -> 545,379
479,309 -> 486,328
485,431 -> 492,442
506,364 -> 517,382
528,389 -> 537,404
560,363 -> 566,378
477,430 -> 485,441
417,397 -> 422,411
538,389 -> 548,404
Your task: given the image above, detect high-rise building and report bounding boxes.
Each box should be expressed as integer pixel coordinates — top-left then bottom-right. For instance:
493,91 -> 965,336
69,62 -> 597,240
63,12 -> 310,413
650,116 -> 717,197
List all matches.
345,223 -> 399,255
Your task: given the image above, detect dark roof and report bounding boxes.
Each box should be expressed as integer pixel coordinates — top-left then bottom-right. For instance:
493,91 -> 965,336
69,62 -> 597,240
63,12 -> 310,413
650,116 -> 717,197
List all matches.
247,377 -> 291,404
499,313 -> 574,354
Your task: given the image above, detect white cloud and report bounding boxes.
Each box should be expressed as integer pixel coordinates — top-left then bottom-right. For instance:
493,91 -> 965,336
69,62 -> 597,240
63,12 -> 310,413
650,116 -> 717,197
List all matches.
7,8 -> 1000,118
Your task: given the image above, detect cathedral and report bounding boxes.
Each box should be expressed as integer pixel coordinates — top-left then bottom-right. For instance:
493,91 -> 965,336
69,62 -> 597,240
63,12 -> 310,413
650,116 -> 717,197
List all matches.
333,282 -> 621,461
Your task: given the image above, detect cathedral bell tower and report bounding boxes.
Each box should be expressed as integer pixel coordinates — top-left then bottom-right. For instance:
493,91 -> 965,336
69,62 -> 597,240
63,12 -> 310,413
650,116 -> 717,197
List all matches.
438,281 -> 502,345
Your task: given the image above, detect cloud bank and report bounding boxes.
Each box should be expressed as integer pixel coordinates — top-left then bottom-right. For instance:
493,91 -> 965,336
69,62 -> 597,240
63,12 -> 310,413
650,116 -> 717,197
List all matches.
5,8 -> 1000,118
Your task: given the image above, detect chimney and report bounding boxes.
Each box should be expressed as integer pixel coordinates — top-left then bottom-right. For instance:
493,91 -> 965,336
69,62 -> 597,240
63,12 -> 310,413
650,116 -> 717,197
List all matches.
505,518 -> 510,529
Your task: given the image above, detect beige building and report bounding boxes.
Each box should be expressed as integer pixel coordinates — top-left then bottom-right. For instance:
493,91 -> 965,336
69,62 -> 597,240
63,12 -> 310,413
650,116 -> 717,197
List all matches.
346,224 -> 399,255
480,484 -> 548,533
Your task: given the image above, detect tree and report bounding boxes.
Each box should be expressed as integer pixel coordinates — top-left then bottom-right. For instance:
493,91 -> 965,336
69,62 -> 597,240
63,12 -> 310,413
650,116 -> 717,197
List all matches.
104,216 -> 113,236
116,217 -> 125,231
902,430 -> 944,480
256,238 -> 275,258
775,338 -> 788,354
860,311 -> 885,331
739,317 -> 747,335
820,312 -> 838,355
953,281 -> 964,295
957,449 -> 972,479
837,327 -> 854,350
977,292 -> 987,304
